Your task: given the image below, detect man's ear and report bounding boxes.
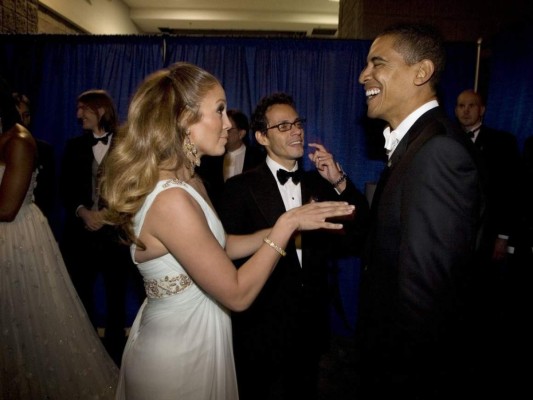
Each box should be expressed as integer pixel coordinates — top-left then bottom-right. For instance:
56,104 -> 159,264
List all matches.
414,59 -> 434,86
238,129 -> 247,141
255,130 -> 268,146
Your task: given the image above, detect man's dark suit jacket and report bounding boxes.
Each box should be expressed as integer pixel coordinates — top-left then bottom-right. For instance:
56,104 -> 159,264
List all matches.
60,133 -> 101,227
197,144 -> 265,207
33,139 -> 56,221
59,132 -> 139,364
218,161 -> 369,400
474,126 -> 521,240
357,107 -> 491,399
59,133 -> 123,290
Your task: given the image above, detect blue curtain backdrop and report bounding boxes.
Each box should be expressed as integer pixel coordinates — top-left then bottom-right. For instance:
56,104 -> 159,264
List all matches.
483,26 -> 533,151
0,34 -> 478,334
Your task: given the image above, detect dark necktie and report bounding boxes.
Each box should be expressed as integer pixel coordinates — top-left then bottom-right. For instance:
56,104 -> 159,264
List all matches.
467,128 -> 480,140
276,169 -> 302,185
92,133 -> 111,146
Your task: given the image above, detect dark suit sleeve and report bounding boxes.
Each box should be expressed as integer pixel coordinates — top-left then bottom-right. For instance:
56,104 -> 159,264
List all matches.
60,138 -> 93,217
306,172 -> 370,256
399,135 -> 480,333
218,176 -> 248,235
491,132 -> 521,237
33,140 -> 56,218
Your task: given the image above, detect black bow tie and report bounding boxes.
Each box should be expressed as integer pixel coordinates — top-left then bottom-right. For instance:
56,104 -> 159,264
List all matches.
92,133 -> 111,146
276,169 -> 302,185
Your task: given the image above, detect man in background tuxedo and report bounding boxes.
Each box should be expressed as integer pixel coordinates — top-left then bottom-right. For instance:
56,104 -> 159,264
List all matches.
455,89 -> 521,262
218,92 -> 369,400
60,89 -> 143,365
456,90 -> 529,395
197,109 -> 264,207
356,23 -> 492,399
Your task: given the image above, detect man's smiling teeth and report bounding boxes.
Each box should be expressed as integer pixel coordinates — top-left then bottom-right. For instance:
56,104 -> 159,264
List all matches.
366,88 -> 381,98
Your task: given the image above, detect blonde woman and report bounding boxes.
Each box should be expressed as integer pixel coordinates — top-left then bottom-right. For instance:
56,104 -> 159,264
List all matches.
100,62 -> 354,400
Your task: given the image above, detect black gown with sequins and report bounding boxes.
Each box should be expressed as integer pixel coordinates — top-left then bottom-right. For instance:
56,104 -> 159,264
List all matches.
0,165 -> 118,399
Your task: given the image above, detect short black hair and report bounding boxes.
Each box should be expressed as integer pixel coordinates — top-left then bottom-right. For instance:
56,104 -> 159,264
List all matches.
0,77 -> 21,132
251,92 -> 296,134
12,92 -> 30,108
227,109 -> 249,131
378,22 -> 446,88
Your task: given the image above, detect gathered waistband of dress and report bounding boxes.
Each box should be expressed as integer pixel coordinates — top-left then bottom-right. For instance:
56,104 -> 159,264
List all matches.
144,274 -> 193,299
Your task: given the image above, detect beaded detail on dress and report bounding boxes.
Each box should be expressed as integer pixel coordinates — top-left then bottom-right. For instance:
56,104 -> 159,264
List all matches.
162,178 -> 184,188
144,274 -> 192,298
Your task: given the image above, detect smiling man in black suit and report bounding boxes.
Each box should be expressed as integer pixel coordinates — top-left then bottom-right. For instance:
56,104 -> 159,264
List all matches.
356,23 -> 493,399
218,92 -> 369,400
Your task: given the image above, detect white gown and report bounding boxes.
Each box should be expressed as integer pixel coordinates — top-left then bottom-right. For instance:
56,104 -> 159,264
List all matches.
0,165 -> 118,399
116,179 -> 238,400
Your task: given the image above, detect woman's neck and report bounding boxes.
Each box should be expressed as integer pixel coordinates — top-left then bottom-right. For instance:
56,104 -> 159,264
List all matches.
159,166 -> 194,182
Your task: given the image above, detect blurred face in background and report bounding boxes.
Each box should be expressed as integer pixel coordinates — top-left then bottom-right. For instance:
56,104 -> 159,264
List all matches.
77,102 -> 102,133
455,91 -> 485,130
16,101 -> 31,127
225,116 -> 246,152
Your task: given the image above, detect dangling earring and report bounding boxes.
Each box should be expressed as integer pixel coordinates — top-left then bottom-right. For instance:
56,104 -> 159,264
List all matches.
183,131 -> 201,170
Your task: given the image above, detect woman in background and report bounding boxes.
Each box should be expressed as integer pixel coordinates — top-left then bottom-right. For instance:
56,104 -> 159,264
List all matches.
0,77 -> 118,399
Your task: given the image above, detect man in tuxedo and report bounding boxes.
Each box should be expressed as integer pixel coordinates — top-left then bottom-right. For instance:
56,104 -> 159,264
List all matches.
197,109 -> 264,207
218,92 -> 369,400
60,89 -> 142,365
455,89 -> 521,262
356,23 -> 492,399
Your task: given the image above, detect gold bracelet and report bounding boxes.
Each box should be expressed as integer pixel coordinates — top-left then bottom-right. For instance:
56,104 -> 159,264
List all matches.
263,237 -> 286,257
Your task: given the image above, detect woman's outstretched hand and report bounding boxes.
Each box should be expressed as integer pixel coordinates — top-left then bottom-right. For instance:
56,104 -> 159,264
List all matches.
280,201 -> 355,232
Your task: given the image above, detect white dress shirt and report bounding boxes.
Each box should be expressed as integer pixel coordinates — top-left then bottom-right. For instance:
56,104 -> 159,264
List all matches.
93,132 -> 112,164
383,100 -> 439,159
223,143 -> 246,181
266,156 -> 302,265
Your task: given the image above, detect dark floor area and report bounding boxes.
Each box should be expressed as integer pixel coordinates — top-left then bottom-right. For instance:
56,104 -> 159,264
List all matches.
318,335 -> 357,400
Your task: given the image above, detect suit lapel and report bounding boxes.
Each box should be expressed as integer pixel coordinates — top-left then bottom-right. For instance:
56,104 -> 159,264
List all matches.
249,163 -> 287,227
378,108 -> 442,201
474,127 -> 486,151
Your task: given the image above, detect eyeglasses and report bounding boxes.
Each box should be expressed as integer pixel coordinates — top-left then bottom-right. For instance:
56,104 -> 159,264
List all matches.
266,118 -> 306,133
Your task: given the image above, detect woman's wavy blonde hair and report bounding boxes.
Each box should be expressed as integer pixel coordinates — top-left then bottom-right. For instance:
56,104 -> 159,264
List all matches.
100,62 -> 220,247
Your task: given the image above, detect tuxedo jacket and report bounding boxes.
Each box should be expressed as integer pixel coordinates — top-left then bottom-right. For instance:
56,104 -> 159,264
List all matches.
33,139 -> 56,220
60,133 -> 118,247
358,107 -> 490,397
523,136 -> 533,246
218,161 -> 369,363
474,126 -> 521,238
197,144 -> 265,207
